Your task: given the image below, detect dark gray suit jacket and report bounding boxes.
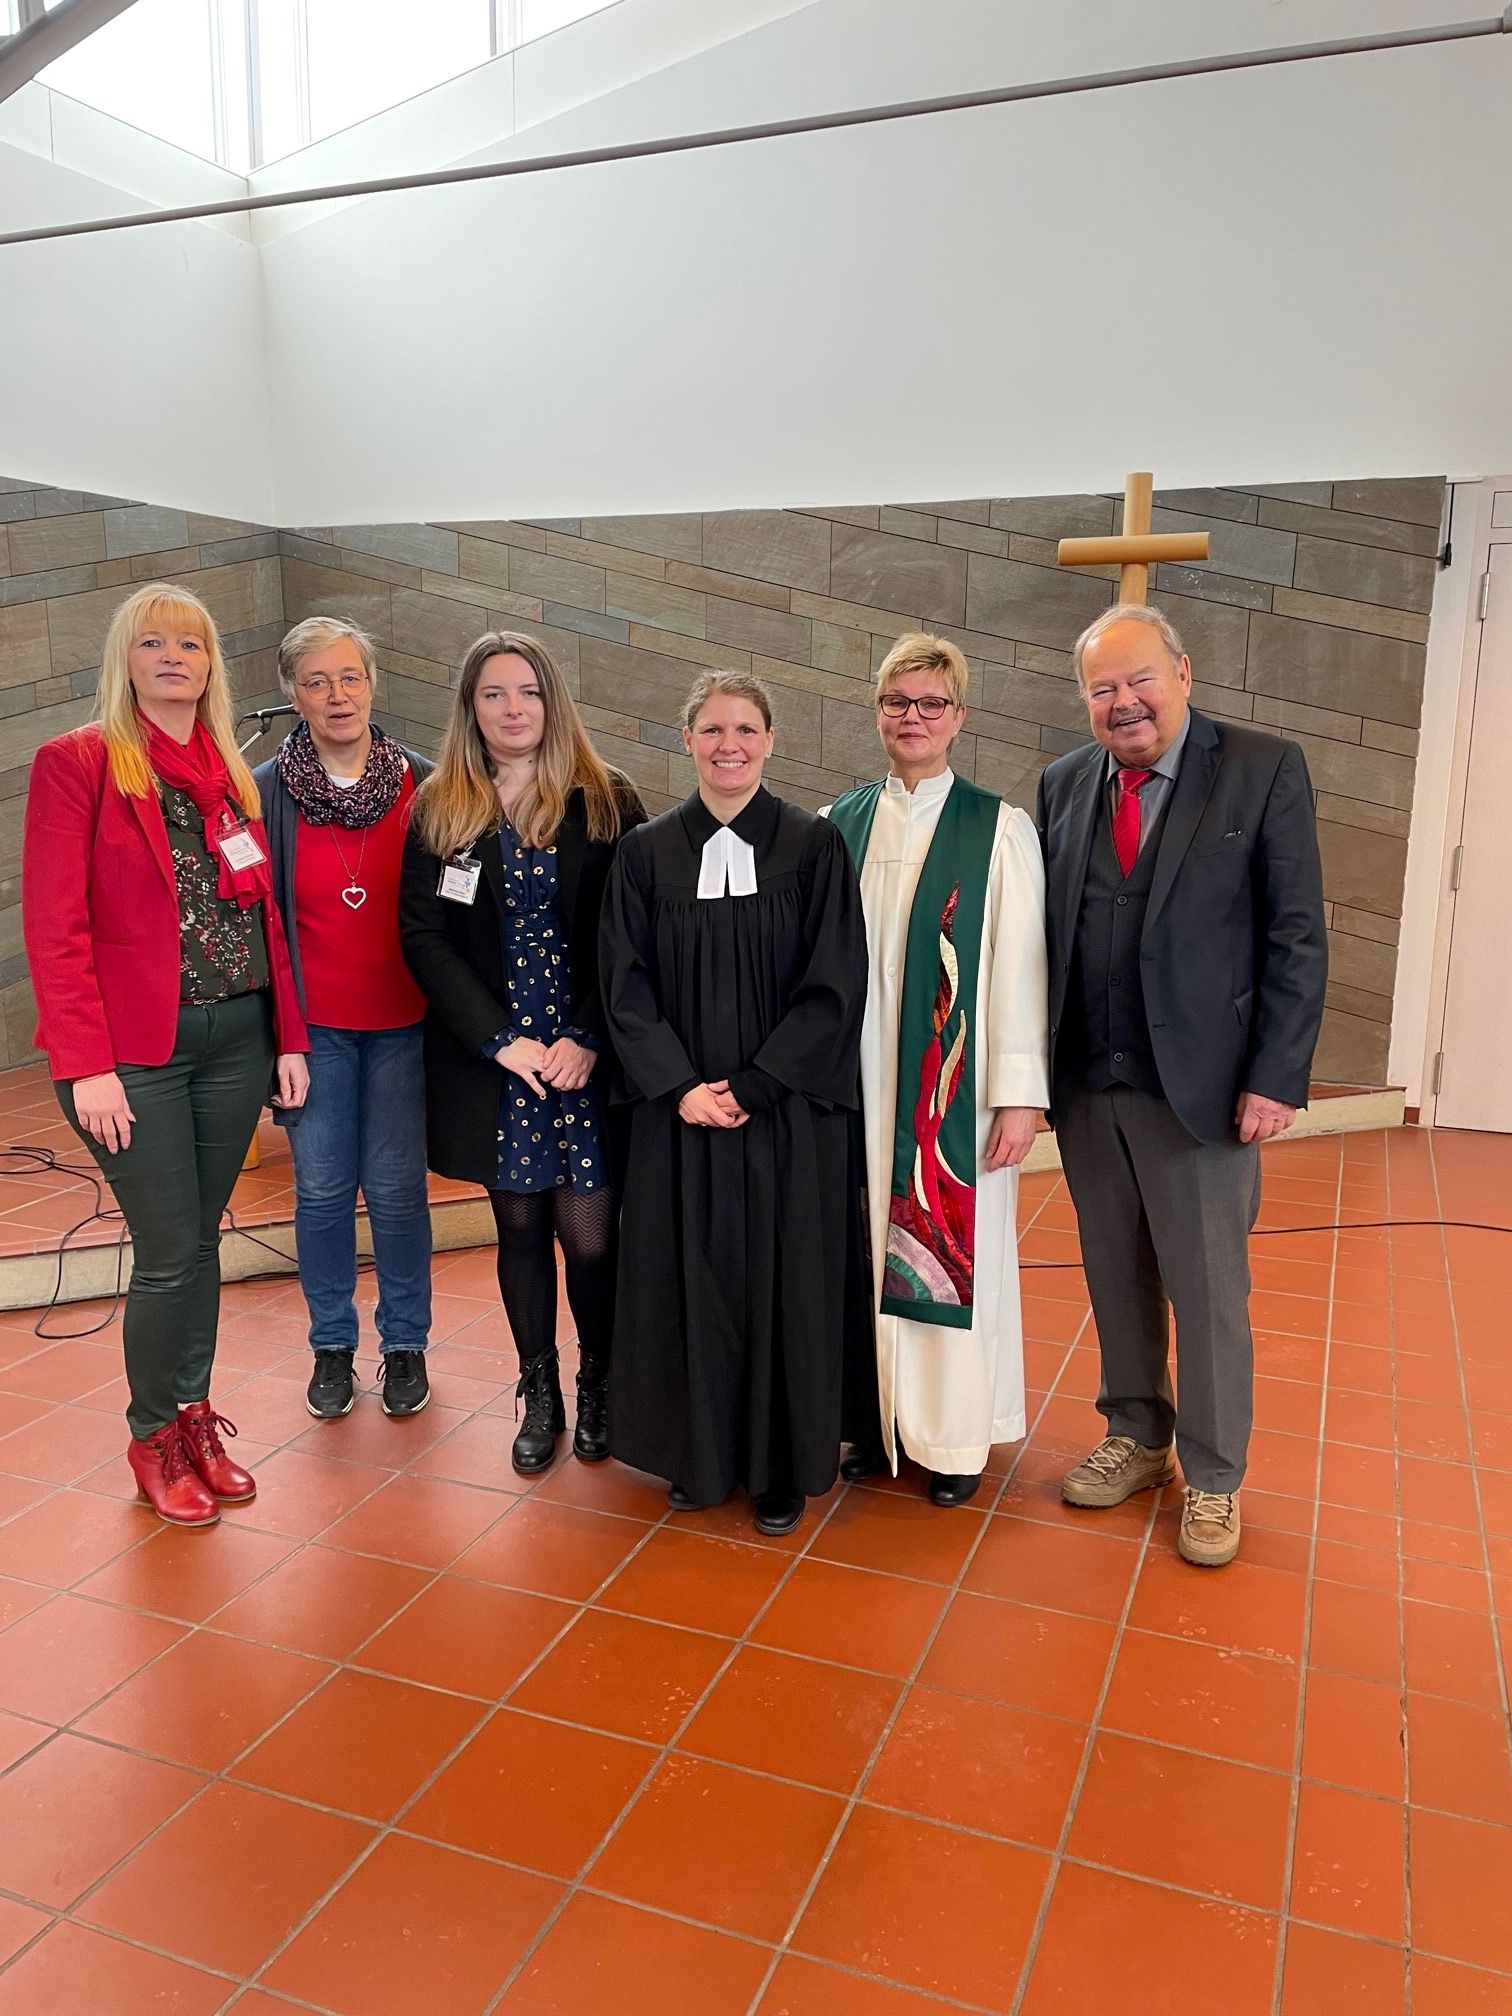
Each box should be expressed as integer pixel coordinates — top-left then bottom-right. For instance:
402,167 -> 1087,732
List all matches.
1035,708 -> 1328,1145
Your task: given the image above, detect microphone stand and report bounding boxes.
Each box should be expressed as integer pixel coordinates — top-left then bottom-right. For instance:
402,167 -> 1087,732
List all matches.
237,704 -> 296,756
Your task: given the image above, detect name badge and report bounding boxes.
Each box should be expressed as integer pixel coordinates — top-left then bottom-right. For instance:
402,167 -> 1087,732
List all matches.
217,822 -> 267,872
438,855 -> 481,905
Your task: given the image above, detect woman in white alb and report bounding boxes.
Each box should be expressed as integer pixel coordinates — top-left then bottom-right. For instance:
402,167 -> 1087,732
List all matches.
827,632 -> 1050,1506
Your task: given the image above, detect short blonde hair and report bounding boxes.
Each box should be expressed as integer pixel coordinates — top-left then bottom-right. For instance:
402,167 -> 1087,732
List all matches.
681,669 -> 774,730
1071,603 -> 1187,685
277,615 -> 377,696
875,631 -> 968,708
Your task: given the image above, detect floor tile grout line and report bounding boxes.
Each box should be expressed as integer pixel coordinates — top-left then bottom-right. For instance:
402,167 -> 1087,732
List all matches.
475,1477 -> 863,2016
740,1343 -> 1095,2016
225,1454 -> 712,2006
1002,1498 -> 1165,2014
1268,1121 -> 1347,2016
1393,1132 -> 1420,2015
0,1399 -> 672,1991
1426,1129 -> 1512,1729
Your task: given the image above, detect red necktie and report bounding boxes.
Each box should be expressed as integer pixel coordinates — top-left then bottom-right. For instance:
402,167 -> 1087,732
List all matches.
1112,768 -> 1153,877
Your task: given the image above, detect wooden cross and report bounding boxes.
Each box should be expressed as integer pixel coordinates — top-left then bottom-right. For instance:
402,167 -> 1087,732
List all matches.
1056,471 -> 1210,605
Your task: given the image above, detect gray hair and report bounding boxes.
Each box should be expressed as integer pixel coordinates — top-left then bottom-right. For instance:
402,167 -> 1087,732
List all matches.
277,615 -> 377,695
1071,602 -> 1187,685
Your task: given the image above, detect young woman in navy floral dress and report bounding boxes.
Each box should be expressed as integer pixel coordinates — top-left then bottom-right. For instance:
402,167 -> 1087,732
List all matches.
401,632 -> 645,1473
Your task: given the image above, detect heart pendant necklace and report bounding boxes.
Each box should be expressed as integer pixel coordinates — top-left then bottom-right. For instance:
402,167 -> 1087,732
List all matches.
330,827 -> 369,910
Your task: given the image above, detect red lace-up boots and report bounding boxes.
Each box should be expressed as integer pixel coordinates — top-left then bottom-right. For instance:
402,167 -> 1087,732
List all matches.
128,1421 -> 219,1528
177,1400 -> 257,1503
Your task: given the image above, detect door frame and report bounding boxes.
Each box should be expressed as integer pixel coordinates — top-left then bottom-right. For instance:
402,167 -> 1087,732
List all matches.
1392,474 -> 1512,1120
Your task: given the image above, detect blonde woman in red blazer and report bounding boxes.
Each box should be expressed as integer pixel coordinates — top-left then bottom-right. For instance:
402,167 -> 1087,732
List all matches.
23,583 -> 310,1527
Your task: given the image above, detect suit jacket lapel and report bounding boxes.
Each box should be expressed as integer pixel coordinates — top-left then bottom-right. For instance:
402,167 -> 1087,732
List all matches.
128,788 -> 175,896
1144,709 -> 1219,935
1058,746 -> 1103,960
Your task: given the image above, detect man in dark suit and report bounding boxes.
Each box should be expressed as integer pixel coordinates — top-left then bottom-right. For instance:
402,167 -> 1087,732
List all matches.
1036,603 -> 1327,1566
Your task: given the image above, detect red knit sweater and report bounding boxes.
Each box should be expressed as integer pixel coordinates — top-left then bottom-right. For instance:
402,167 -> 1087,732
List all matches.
293,775 -> 424,1029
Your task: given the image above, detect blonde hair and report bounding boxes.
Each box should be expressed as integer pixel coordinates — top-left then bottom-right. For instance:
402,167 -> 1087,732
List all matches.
96,583 -> 259,813
1071,603 -> 1187,685
277,615 -> 377,695
875,631 -> 968,708
681,669 -> 774,730
411,631 -> 626,859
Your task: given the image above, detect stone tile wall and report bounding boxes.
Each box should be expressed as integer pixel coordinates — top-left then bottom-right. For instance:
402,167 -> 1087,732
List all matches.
2,473 -> 1443,1083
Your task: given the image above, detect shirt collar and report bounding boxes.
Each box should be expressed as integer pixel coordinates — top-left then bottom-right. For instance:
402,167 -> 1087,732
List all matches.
1105,707 -> 1192,785
679,784 -> 780,853
884,767 -> 955,802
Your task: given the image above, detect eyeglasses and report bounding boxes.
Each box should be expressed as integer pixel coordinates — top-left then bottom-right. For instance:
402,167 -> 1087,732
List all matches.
878,692 -> 954,720
297,672 -> 369,699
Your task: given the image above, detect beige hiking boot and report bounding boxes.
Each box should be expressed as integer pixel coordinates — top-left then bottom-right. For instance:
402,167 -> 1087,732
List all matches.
1061,1434 -> 1176,1508
1178,1487 -> 1241,1567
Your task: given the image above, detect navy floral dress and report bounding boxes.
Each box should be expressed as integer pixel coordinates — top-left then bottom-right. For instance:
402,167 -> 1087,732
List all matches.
493,820 -> 606,1194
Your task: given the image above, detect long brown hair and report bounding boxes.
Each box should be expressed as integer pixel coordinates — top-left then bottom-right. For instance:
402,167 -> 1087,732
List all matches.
96,582 -> 259,812
411,631 -> 624,859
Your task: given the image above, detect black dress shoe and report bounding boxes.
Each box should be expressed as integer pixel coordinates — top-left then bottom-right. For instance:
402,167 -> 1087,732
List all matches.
929,1471 -> 982,1508
573,1351 -> 610,1463
378,1349 -> 429,1418
667,1484 -> 699,1511
307,1350 -> 356,1419
754,1486 -> 805,1536
511,1351 -> 565,1474
840,1444 -> 887,1483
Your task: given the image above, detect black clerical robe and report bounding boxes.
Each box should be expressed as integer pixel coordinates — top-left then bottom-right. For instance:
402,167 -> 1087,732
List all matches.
600,787 -> 868,1504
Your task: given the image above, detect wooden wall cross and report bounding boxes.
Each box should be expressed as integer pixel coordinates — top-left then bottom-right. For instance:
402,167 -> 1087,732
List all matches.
1056,471 -> 1211,605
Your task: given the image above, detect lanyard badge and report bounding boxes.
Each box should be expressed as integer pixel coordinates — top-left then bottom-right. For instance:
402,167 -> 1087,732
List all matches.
216,814 -> 266,872
438,852 -> 482,904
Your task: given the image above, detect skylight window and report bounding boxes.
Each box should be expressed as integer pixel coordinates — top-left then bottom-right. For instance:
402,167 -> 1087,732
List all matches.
24,0 -> 618,175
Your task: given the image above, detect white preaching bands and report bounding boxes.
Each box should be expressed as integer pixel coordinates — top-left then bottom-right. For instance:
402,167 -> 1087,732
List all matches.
697,826 -> 758,900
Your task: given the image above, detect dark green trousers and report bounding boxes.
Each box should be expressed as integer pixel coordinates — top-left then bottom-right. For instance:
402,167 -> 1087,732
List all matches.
60,992 -> 275,1438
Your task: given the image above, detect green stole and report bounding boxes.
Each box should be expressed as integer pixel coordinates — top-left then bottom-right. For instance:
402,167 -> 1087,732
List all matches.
830,773 -> 1001,1328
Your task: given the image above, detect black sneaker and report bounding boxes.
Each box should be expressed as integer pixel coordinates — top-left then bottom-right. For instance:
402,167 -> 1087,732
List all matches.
379,1349 -> 430,1417
306,1350 -> 356,1419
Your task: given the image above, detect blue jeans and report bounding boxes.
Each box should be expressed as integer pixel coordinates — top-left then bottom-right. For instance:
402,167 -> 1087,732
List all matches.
287,1024 -> 432,1355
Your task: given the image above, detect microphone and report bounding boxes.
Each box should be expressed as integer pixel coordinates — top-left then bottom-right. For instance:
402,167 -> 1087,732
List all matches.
236,703 -> 297,755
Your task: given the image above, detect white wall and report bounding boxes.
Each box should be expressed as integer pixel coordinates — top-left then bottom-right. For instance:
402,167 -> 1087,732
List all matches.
0,99 -> 272,522
3,0 -> 1510,529
258,0 -> 1512,524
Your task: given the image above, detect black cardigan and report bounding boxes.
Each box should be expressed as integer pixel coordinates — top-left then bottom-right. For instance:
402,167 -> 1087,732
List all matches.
399,778 -> 648,1186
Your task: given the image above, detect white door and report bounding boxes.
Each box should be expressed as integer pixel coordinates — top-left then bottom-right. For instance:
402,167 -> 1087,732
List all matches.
1435,539 -> 1512,1131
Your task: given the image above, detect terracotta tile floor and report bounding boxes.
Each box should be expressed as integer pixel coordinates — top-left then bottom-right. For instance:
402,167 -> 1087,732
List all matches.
0,1123 -> 1505,2012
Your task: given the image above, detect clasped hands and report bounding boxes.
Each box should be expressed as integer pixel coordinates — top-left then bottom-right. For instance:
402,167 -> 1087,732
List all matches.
497,1035 -> 596,1097
679,1081 -> 749,1128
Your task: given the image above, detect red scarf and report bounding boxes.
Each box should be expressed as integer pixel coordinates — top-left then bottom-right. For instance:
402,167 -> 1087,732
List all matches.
144,718 -> 272,910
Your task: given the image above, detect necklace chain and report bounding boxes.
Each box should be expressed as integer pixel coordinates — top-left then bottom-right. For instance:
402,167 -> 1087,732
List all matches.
327,825 -> 368,893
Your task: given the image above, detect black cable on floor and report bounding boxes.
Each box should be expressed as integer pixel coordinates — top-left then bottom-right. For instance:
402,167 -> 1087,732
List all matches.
2,1144 -> 1507,1325
0,1144 -> 376,1341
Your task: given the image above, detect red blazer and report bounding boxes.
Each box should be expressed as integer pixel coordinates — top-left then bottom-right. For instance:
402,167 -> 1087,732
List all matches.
22,724 -> 309,1082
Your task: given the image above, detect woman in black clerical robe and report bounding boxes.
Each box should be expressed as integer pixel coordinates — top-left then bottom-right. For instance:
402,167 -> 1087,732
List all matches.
600,670 -> 868,1536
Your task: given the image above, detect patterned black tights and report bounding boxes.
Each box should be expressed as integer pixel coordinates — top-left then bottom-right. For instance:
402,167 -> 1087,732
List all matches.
488,1184 -> 618,1367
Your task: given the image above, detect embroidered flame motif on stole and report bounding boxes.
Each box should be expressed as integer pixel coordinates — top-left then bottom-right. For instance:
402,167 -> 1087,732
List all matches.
882,884 -> 975,1311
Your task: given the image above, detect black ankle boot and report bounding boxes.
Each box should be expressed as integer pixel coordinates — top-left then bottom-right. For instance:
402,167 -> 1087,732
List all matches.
573,1352 -> 610,1464
511,1351 -> 565,1475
